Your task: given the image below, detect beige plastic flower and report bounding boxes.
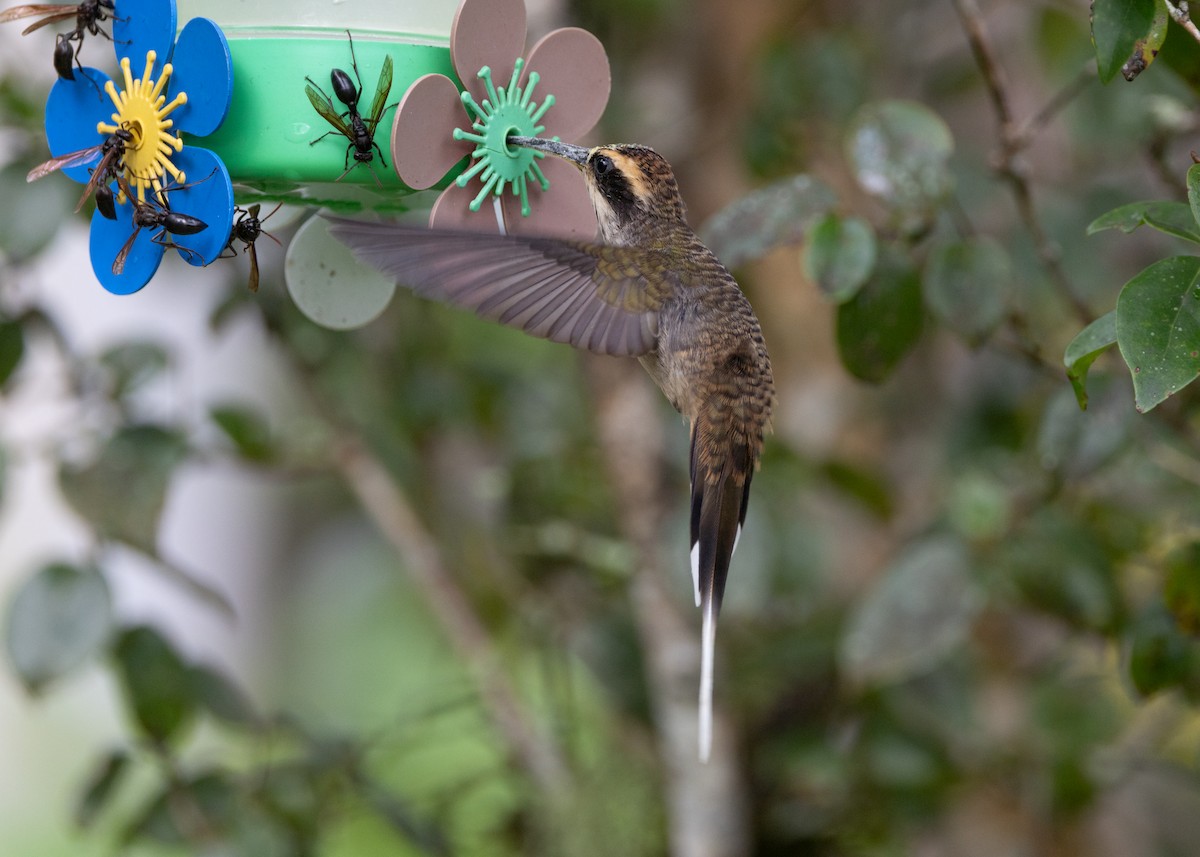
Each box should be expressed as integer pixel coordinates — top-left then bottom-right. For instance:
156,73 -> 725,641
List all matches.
391,0 -> 610,238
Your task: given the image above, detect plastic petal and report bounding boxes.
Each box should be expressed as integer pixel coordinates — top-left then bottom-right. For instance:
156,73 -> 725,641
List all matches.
165,18 -> 233,137
44,68 -> 114,183
112,0 -> 178,69
166,147 -> 235,267
391,74 -> 472,190
429,182 -> 509,233
90,200 -> 164,295
504,158 -> 597,240
524,28 -> 611,140
450,0 -> 526,104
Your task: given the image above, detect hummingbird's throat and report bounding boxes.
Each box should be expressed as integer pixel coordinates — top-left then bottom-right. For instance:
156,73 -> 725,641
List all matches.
450,59 -> 557,217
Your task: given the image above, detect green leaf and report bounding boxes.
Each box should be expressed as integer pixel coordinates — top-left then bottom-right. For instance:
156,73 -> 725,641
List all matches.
123,771 -> 238,846
1187,163 -> 1200,230
112,626 -> 196,743
1037,384 -> 1131,479
1124,0 -> 1170,81
1114,0 -> 1170,82
210,404 -> 275,463
5,562 -> 113,693
844,100 -> 953,234
1165,542 -> 1200,636
59,426 -> 189,554
835,247 -> 924,382
700,174 -> 837,268
1087,200 -> 1200,243
75,750 -> 131,829
841,535 -> 980,685
998,509 -> 1124,633
922,237 -> 1010,344
1128,605 -> 1200,696
819,458 -> 894,519
946,471 -> 1011,541
0,317 -> 23,387
365,785 -> 449,854
99,342 -> 170,400
1091,0 -> 1157,83
257,763 -> 321,835
189,665 -> 259,727
802,213 -> 876,303
1115,256 -> 1200,411
0,160 -> 78,263
1063,310 -> 1118,409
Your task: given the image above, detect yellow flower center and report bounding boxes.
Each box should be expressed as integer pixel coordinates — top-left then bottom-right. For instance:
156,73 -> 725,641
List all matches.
97,51 -> 187,204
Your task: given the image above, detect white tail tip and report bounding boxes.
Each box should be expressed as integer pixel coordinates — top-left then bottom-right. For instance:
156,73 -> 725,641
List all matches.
699,600 -> 716,761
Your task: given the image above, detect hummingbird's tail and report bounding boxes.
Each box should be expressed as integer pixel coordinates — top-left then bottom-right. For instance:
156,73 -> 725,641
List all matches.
689,421 -> 753,761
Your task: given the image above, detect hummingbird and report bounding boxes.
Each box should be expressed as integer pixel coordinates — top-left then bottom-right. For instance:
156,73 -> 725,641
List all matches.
328,137 -> 774,760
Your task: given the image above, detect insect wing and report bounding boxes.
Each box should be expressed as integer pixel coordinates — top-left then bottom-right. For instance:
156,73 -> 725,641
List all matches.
367,54 -> 393,131
306,83 -> 352,138
0,4 -> 67,21
0,4 -> 73,30
246,240 -> 260,292
74,147 -> 120,212
111,225 -> 140,275
27,141 -> 104,182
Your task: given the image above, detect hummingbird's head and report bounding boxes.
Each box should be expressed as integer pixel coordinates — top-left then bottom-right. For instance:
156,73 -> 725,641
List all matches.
510,136 -> 687,243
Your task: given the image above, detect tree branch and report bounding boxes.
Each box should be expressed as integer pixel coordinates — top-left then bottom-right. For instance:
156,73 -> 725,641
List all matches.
1165,0 -> 1200,45
329,431 -> 570,793
951,0 -> 1095,324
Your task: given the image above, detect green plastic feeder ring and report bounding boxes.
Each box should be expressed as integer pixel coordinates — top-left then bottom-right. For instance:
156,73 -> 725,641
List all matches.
451,58 -> 554,216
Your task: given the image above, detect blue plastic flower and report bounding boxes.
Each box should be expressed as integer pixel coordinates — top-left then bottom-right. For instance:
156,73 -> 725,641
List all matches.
42,0 -> 234,295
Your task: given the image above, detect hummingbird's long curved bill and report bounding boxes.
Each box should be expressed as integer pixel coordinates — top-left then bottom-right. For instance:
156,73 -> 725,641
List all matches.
508,135 -> 589,166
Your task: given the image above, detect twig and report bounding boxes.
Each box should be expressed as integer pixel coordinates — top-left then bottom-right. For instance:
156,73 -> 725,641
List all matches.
1166,1 -> 1200,45
142,551 -> 237,619
329,432 -> 570,792
150,742 -> 220,845
951,0 -> 1095,325
1010,64 -> 1095,150
1149,441 -> 1200,486
582,355 -> 750,857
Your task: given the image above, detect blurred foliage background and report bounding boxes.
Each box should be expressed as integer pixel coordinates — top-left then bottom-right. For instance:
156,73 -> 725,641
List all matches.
4,0 -> 1200,855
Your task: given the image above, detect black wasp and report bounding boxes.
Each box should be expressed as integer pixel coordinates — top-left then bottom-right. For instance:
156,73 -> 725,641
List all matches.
305,30 -> 397,186
221,203 -> 281,293
112,175 -> 208,275
27,123 -> 132,219
0,0 -> 120,80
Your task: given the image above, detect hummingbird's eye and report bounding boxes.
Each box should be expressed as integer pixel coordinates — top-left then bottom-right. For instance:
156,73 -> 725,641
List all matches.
593,155 -> 615,176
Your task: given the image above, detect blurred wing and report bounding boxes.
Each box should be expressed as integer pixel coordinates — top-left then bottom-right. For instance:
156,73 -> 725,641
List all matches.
368,54 -> 393,129
306,84 -> 351,137
327,219 -> 672,356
